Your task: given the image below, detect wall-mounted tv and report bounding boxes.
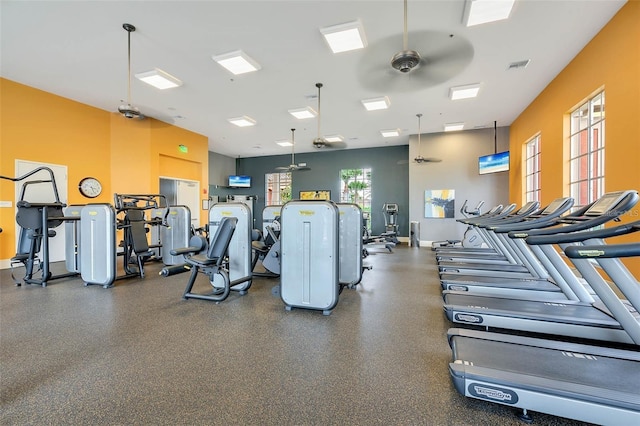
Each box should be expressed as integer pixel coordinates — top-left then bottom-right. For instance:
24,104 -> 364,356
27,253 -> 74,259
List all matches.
479,151 -> 510,175
228,175 -> 252,188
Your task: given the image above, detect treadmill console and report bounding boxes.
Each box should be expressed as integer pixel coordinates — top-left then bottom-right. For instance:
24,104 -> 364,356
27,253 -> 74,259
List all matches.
540,198 -> 568,215
584,191 -> 629,216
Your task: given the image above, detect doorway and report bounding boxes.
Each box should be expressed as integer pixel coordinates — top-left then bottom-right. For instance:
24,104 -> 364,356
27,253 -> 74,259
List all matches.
159,177 -> 200,226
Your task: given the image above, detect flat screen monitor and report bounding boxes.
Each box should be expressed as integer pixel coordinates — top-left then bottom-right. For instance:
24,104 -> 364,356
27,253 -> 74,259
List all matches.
228,175 -> 251,188
479,151 -> 510,175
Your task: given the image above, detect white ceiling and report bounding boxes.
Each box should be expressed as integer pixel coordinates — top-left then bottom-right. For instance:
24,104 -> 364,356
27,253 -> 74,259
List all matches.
0,0 -> 626,158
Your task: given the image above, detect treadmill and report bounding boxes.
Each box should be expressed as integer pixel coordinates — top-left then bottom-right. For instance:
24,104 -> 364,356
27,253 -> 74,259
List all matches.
447,229 -> 640,425
443,190 -> 640,344
436,201 -> 540,265
435,203 -> 516,256
440,198 -> 576,301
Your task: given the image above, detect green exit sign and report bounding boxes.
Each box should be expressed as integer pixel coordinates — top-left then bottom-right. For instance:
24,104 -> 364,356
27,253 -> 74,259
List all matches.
178,145 -> 188,153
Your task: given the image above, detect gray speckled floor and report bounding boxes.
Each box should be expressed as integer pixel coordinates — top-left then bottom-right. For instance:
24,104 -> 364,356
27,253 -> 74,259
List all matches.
1,246 -> 592,425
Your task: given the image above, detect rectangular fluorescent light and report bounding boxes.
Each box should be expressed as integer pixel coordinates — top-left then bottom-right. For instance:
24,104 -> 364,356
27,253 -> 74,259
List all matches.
380,129 -> 400,138
212,50 -> 261,75
361,96 -> 390,111
276,140 -> 293,147
288,107 -> 317,119
449,83 -> 481,100
228,116 -> 256,127
135,68 -> 182,89
444,122 -> 465,132
325,135 -> 343,143
463,0 -> 515,27
320,20 -> 367,53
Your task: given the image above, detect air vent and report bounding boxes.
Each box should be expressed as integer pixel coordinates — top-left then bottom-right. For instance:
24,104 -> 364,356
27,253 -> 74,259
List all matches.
507,59 -> 530,70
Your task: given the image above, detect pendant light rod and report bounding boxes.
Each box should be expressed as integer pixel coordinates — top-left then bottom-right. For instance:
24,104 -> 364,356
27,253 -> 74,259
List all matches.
417,113 -> 422,154
403,0 -> 409,51
123,23 -> 136,105
494,120 -> 497,153
316,83 -> 323,139
290,128 -> 296,164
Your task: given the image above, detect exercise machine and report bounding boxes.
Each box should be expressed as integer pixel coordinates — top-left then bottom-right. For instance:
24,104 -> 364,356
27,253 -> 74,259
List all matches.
280,200 -> 340,315
381,203 -> 400,244
1,166 -> 79,287
431,200 -> 484,250
338,203 -> 365,289
251,218 -> 281,278
447,221 -> 640,424
172,216 -> 238,303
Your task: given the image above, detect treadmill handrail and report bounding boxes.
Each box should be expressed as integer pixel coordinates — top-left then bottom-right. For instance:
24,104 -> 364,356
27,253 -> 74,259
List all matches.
490,197 -> 575,233
525,220 -> 640,246
459,203 -> 517,226
475,201 -> 541,227
507,191 -> 638,239
565,242 -> 640,259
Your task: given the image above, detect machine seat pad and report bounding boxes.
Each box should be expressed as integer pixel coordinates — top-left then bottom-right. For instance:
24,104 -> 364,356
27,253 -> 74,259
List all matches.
252,241 -> 267,252
186,254 -> 220,267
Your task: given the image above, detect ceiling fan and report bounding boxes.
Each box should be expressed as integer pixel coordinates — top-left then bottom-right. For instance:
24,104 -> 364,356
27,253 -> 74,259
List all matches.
357,0 -> 474,92
275,129 -> 311,172
312,83 -> 347,150
117,23 -> 144,120
414,113 -> 441,164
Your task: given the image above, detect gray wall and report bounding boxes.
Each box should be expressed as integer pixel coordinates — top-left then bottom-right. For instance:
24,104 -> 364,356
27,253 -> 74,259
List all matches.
208,151 -> 236,186
409,126 -> 510,244
232,146 -> 410,236
207,127 -> 510,241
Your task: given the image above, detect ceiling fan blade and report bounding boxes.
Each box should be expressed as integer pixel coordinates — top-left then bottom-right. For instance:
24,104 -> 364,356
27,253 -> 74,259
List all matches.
415,157 -> 442,163
358,30 -> 474,92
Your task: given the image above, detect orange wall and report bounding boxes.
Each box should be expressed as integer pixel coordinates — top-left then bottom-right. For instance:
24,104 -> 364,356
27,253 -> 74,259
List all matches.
509,1 -> 640,274
0,78 -> 208,263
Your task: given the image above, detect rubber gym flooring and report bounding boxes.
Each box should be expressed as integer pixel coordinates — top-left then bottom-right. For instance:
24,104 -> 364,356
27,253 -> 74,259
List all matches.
1,245 -> 593,425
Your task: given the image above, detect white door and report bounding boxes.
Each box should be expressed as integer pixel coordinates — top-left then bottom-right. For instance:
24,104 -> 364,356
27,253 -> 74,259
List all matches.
15,160 -> 68,262
176,180 -> 200,226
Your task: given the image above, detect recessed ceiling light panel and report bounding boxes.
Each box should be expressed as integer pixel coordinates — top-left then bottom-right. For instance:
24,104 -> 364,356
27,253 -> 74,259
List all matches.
324,135 -> 344,143
228,116 -> 256,127
463,0 -> 515,27
444,122 -> 465,132
212,50 -> 261,75
276,140 -> 293,147
288,107 -> 318,119
135,68 -> 182,89
380,129 -> 400,138
320,20 -> 367,53
361,96 -> 390,111
449,83 -> 481,100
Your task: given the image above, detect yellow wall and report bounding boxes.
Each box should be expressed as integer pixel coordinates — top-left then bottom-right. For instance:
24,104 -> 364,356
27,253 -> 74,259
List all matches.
509,1 -> 640,274
0,78 -> 209,263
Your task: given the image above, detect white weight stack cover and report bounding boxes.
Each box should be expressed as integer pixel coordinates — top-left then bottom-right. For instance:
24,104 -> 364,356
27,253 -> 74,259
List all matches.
280,200 -> 339,312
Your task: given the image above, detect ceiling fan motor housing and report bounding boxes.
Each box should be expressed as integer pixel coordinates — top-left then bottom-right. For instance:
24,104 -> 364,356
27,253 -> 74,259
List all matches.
391,50 -> 421,73
118,104 -> 142,119
313,137 -> 327,148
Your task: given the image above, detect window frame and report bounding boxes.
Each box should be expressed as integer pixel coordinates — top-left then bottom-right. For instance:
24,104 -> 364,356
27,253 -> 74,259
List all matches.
524,134 -> 541,203
568,91 -> 605,208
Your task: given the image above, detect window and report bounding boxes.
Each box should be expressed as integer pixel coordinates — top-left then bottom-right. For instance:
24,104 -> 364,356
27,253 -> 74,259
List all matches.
340,168 -> 371,228
264,172 -> 291,206
524,134 -> 541,202
569,91 -> 605,207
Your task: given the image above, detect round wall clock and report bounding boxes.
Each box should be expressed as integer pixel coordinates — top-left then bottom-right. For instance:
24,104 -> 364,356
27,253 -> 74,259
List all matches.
78,177 -> 102,198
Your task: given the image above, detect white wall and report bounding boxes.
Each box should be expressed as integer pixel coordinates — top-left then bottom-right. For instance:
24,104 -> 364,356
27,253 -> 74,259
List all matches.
408,126 -> 510,245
